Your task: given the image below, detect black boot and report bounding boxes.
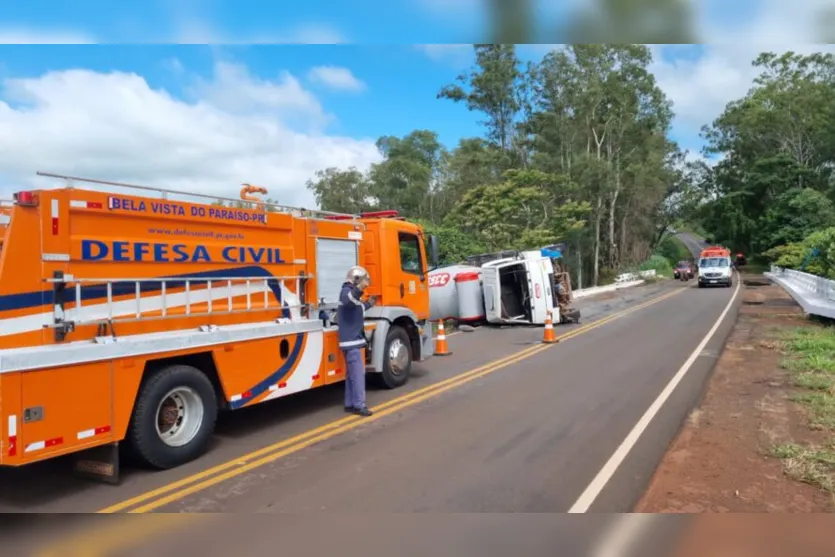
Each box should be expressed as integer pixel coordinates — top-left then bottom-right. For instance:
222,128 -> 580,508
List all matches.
352,406 -> 373,417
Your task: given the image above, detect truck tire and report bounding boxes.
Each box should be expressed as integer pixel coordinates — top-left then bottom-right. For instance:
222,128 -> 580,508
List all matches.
379,325 -> 412,390
127,364 -> 218,470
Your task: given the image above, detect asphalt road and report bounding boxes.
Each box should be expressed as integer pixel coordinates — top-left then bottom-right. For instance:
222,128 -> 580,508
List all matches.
3,277 -> 740,556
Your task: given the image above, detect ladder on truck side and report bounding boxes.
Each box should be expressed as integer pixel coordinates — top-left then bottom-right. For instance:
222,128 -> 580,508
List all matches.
46,273 -> 310,341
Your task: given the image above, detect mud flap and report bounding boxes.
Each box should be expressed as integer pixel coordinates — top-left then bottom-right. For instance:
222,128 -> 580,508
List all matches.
72,442 -> 121,485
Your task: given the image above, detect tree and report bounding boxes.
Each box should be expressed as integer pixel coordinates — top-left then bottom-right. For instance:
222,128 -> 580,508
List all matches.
433,137 -> 504,219
306,167 -> 374,214
444,169 -> 591,251
438,45 -> 525,154
760,188 -> 835,250
696,51 -> 835,257
369,130 -> 446,221
525,44 -> 676,283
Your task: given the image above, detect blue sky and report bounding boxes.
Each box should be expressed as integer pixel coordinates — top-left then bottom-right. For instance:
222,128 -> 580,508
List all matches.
0,43 -> 712,151
0,44 -> 486,147
0,0 -> 579,43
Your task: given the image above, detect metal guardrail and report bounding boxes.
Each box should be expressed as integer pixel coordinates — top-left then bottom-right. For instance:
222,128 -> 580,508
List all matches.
765,266 -> 835,319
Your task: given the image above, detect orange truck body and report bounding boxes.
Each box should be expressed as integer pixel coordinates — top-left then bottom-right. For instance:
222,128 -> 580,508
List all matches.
699,246 -> 730,259
0,174 -> 438,470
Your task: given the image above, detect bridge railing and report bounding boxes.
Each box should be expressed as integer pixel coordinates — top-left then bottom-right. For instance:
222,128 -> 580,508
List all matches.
765,266 -> 835,319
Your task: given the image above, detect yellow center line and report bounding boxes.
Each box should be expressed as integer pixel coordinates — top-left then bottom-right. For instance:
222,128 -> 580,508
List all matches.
98,286 -> 683,515
97,347 -> 545,514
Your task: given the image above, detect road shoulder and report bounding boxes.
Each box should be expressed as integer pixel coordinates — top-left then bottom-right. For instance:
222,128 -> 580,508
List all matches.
635,275 -> 834,512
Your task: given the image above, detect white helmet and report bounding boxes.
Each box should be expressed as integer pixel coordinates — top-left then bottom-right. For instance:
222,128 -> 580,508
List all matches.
346,266 -> 370,287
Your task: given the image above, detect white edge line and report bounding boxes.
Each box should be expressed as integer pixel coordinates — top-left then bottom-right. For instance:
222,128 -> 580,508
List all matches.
568,272 -> 741,514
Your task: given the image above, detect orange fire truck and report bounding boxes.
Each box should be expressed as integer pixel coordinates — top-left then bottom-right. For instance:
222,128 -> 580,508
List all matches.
0,172 -> 439,478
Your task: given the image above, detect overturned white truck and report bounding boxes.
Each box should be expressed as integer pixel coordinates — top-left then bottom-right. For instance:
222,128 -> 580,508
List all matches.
429,246 -> 580,326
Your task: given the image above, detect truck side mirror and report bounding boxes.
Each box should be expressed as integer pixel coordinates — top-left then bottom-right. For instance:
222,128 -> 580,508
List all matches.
428,234 -> 440,271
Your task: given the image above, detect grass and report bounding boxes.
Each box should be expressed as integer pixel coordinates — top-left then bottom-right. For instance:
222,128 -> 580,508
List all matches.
771,443 -> 835,495
637,254 -> 673,278
773,325 -> 835,496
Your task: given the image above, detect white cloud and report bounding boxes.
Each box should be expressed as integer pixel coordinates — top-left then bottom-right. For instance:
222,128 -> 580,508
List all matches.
174,20 -> 346,44
307,66 -> 366,92
0,63 -> 381,209
0,27 -> 96,44
651,43 -> 835,143
650,0 -> 835,148
415,44 -> 473,66
191,62 -> 331,128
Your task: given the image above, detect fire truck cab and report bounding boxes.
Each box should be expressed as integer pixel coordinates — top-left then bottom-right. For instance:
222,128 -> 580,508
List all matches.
0,173 -> 439,476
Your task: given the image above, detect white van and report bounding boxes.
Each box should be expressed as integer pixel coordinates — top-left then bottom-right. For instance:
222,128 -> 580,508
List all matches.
697,255 -> 733,288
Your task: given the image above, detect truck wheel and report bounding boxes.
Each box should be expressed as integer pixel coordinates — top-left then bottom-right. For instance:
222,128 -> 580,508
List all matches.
127,364 -> 218,469
379,325 -> 412,389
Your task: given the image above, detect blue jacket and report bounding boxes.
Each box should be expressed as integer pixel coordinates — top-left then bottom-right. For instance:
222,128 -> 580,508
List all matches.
337,282 -> 372,350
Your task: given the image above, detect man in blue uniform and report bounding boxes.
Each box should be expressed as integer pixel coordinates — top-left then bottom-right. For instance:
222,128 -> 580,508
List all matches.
338,266 -> 377,417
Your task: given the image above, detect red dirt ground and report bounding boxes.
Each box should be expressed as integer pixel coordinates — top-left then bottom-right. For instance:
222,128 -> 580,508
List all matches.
635,277 -> 834,514
670,514 -> 835,557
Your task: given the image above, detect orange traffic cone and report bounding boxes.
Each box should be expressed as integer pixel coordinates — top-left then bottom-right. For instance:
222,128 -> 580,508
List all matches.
542,311 -> 558,344
435,320 -> 452,356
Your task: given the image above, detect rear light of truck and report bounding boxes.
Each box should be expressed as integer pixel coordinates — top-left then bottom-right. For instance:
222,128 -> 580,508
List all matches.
360,210 -> 400,218
13,191 -> 38,206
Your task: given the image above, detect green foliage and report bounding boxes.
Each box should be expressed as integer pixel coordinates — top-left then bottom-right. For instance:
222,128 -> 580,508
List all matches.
763,242 -> 808,270
763,227 -> 835,279
760,187 -> 835,249
655,235 -> 692,265
414,220 -> 486,266
370,130 -> 446,220
639,254 -> 673,276
306,167 -> 374,214
443,169 -> 591,251
694,52 -> 835,259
